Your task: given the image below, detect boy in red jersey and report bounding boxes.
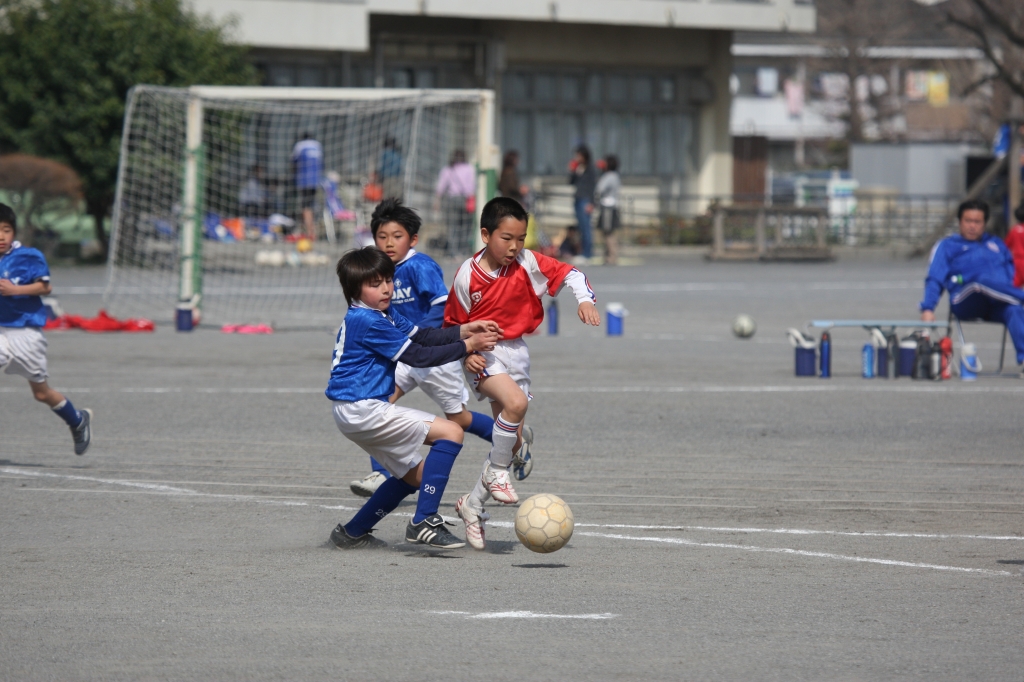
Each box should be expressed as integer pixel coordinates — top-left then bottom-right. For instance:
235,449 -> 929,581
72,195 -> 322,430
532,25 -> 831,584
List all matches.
444,197 -> 599,549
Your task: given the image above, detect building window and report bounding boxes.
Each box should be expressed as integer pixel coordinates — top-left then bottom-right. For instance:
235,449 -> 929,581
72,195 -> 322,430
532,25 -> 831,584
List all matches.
503,69 -> 698,177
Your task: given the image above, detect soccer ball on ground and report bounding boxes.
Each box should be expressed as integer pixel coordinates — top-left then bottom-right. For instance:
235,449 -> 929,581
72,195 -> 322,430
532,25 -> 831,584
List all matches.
732,314 -> 756,338
514,493 -> 574,553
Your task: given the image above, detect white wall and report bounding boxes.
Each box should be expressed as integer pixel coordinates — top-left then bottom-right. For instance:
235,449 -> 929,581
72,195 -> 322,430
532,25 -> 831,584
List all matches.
189,0 -> 369,51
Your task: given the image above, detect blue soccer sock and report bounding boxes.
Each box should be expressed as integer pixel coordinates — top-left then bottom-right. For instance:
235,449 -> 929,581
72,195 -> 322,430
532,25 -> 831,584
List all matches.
412,439 -> 462,524
465,411 -> 494,443
369,457 -> 392,478
52,399 -> 82,428
344,477 -> 417,538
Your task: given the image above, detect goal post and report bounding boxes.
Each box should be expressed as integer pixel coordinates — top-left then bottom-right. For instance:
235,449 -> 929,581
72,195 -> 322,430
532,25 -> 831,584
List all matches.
104,85 -> 496,329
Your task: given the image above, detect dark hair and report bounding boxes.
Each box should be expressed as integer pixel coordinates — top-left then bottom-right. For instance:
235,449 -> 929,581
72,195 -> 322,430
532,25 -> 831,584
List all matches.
450,149 -> 466,166
604,154 -> 619,172
575,145 -> 592,165
302,131 -> 313,140
1015,201 -> 1024,224
384,136 -> 397,149
480,196 -> 528,233
957,199 -> 989,222
370,198 -> 421,238
0,203 -> 16,233
502,150 -> 519,169
336,247 -> 395,306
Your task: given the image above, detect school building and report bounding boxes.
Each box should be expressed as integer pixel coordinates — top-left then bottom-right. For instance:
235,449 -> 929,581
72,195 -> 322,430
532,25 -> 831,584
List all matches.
191,0 -> 816,200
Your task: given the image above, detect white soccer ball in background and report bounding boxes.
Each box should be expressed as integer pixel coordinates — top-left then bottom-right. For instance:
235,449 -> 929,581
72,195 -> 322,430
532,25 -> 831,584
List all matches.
732,314 -> 756,338
515,493 -> 574,553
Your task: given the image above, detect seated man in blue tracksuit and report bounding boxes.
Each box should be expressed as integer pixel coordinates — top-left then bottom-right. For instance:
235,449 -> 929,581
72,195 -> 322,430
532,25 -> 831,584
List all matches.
920,199 -> 1024,372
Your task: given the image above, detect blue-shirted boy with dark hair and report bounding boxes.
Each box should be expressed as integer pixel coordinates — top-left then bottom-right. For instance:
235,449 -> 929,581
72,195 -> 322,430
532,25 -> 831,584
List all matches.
327,246 -> 501,549
0,203 -> 92,454
347,198 -> 503,498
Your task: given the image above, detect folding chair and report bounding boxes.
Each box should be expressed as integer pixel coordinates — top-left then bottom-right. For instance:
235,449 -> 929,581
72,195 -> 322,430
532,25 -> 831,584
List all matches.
949,311 -> 1009,374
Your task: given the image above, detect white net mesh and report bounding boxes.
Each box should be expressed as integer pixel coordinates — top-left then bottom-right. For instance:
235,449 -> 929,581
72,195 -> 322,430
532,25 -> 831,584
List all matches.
104,86 -> 485,328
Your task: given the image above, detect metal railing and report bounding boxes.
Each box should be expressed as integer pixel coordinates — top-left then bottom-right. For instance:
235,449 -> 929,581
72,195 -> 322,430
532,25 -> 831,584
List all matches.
528,182 -> 961,248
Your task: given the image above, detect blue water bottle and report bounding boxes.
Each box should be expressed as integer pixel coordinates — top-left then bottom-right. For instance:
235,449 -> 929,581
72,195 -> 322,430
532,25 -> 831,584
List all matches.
861,342 -> 874,378
819,331 -> 831,378
547,299 -> 558,335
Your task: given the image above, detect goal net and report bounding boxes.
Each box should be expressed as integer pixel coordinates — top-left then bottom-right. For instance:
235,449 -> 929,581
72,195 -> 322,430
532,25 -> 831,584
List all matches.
103,85 -> 495,329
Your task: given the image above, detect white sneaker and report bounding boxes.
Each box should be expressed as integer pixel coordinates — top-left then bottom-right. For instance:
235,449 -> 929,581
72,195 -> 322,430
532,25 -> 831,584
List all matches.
482,464 -> 519,504
350,471 -> 387,497
455,494 -> 489,551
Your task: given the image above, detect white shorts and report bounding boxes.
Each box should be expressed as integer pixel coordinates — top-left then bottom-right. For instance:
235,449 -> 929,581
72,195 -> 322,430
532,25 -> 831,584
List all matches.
395,360 -> 470,415
464,338 -> 532,403
332,399 -> 435,478
0,326 -> 49,383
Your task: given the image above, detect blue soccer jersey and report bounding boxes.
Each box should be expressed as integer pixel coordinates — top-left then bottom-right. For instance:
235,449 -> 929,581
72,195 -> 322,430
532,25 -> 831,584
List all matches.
291,139 -> 323,189
391,250 -> 448,327
0,241 -> 50,328
326,303 -> 419,402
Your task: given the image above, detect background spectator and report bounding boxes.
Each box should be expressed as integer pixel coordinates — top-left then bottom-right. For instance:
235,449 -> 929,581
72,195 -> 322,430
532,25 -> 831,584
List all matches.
499,150 -> 528,206
595,154 -> 622,265
435,149 -> 476,255
380,136 -> 404,201
568,144 -> 596,264
1006,201 -> 1024,288
291,133 -> 322,238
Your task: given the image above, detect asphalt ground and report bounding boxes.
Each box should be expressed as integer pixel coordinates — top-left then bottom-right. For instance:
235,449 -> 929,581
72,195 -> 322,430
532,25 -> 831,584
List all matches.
2,249 -> 1023,681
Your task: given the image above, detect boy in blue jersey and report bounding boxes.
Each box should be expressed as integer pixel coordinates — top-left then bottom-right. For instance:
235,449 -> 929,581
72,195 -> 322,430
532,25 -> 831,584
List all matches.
0,204 -> 92,454
327,246 -> 501,549
920,199 -> 1024,372
347,198 -> 508,497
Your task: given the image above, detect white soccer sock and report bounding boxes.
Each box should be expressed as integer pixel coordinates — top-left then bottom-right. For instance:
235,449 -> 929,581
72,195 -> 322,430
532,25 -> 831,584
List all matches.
469,460 -> 491,509
488,415 -> 520,468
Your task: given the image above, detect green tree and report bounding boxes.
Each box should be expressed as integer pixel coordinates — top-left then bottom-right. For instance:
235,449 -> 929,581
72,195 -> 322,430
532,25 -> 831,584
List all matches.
0,0 -> 256,256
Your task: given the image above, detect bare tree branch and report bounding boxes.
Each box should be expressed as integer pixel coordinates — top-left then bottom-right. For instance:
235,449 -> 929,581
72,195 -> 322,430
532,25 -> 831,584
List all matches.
968,0 -> 1024,50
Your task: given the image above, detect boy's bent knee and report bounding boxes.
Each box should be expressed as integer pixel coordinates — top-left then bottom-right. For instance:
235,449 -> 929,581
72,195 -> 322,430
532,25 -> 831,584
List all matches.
502,394 -> 528,420
429,418 -> 464,444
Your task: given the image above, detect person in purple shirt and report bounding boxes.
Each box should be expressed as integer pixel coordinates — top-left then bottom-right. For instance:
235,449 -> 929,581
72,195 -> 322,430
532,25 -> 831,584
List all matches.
0,203 -> 92,454
435,149 -> 476,255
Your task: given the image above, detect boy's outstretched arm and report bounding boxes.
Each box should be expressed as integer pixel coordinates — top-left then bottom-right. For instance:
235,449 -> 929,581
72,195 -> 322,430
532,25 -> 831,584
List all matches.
562,268 -> 599,326
459,320 -> 503,338
0,279 -> 51,297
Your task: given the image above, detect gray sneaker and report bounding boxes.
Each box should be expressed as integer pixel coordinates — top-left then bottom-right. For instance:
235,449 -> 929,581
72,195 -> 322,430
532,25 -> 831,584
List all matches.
511,423 -> 534,481
405,514 -> 466,549
350,471 -> 387,497
71,409 -> 92,456
330,524 -> 387,549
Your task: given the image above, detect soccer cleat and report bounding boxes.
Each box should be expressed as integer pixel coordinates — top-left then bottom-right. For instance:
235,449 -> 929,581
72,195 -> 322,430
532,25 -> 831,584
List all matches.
405,513 -> 466,549
511,423 -> 534,481
454,494 -> 490,551
71,409 -> 92,456
350,471 -> 387,497
330,524 -> 387,549
482,464 -> 519,504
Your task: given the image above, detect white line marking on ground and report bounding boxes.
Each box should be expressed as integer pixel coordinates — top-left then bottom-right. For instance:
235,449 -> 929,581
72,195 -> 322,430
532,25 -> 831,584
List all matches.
4,468 -> 1015,576
577,532 -> 1014,576
495,521 -> 1024,541
430,611 -> 618,620
5,384 -> 1024,395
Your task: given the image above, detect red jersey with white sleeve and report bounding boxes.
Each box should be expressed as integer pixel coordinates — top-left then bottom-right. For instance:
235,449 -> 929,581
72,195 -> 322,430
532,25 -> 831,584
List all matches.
444,249 -> 596,339
1006,223 -> 1024,288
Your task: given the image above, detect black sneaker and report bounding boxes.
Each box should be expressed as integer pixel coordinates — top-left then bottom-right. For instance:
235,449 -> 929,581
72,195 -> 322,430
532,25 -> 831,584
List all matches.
71,409 -> 92,456
330,524 -> 387,549
405,514 -> 466,549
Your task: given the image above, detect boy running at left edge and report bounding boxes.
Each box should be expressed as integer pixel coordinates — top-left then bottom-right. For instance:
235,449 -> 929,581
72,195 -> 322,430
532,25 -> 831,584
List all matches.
0,203 -> 92,455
